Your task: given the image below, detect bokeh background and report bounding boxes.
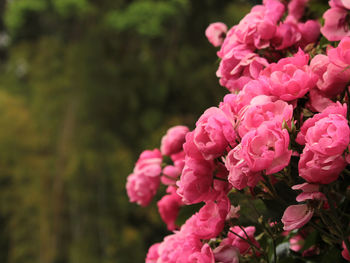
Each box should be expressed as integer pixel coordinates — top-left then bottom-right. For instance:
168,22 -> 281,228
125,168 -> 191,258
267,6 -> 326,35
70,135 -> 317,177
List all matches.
0,0 -> 257,262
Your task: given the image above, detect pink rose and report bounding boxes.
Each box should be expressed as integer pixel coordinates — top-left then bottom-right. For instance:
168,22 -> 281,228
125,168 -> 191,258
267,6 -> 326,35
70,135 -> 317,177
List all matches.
226,145 -> 262,190
234,0 -> 285,48
217,52 -> 269,92
305,114 -> 350,156
299,146 -> 346,184
321,8 -> 350,41
282,204 -> 313,231
157,186 -> 183,231
310,54 -> 350,98
240,122 -> 292,175
205,22 -> 227,47
259,49 -> 318,101
292,183 -> 326,202
126,172 -> 160,207
237,95 -> 293,137
126,149 -> 162,206
146,243 -> 160,263
194,107 -> 236,160
176,157 -> 215,204
161,125 -> 189,156
296,102 -> 347,145
218,80 -> 271,119
189,196 -> 230,239
134,149 -> 162,177
228,226 -> 260,255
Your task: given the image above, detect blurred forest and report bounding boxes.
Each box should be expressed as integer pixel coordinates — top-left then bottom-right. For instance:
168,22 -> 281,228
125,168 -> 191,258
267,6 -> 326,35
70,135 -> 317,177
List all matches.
0,0 -> 256,262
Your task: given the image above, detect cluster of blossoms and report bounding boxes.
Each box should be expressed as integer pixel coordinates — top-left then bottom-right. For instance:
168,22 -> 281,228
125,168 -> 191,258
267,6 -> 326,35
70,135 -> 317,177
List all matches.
126,0 -> 350,262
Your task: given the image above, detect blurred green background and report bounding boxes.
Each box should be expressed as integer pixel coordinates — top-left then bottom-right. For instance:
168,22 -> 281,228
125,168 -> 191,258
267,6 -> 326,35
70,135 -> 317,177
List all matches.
0,0 -> 255,262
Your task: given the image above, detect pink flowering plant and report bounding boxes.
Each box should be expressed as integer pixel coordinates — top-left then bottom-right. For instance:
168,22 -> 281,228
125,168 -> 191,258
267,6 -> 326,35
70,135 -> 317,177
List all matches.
126,0 -> 350,262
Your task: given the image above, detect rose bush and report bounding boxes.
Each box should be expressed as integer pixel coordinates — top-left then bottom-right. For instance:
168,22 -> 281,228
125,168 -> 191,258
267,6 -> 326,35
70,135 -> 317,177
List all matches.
126,0 -> 350,262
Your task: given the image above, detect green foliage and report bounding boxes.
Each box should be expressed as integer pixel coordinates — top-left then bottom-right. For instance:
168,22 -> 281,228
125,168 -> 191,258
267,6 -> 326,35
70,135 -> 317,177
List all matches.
5,0 -> 47,34
105,0 -> 188,37
52,0 -> 92,17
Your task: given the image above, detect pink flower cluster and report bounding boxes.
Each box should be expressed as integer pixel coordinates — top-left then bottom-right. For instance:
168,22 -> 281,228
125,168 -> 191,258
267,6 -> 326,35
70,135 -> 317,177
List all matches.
126,0 -> 350,262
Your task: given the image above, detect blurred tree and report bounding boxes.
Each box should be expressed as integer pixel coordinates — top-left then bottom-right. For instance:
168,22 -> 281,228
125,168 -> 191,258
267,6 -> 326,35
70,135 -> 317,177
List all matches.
0,0 -> 262,262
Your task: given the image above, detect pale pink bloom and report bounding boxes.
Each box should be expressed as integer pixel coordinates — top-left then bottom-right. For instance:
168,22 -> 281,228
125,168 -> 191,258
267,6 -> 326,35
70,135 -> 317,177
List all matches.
126,172 -> 160,207
205,22 -> 227,47
238,95 -> 293,137
259,49 -> 318,101
240,122 -> 292,175
228,226 -> 260,255
342,240 -> 350,261
321,7 -> 350,41
161,125 -> 189,156
157,186 -> 183,231
296,102 -> 347,145
289,234 -> 305,252
292,183 -> 326,202
176,157 -> 215,204
146,243 -> 160,263
282,204 -> 313,231
234,0 -> 285,48
213,244 -> 240,263
305,114 -> 350,156
194,107 -> 236,160
298,147 -> 346,184
226,145 -> 262,190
